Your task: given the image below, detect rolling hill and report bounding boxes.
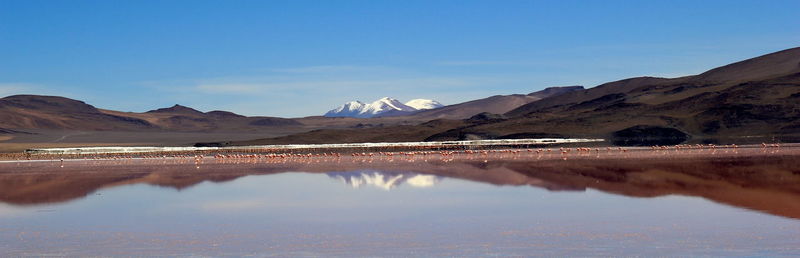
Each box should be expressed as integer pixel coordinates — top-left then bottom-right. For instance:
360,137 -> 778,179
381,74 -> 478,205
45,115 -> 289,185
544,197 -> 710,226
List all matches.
489,47 -> 800,142
229,46 -> 800,146
0,96 -> 302,132
3,47 -> 799,147
403,86 -> 584,120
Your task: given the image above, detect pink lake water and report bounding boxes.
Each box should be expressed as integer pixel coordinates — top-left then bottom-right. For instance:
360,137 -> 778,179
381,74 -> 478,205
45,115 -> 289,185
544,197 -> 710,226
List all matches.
1,146 -> 799,256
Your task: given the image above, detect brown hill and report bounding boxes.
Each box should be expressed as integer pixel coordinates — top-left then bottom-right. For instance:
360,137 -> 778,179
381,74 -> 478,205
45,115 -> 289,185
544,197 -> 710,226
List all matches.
507,47 -> 800,117
4,47 -> 799,147
692,47 -> 800,83
487,46 -> 800,143
222,119 -> 468,146
406,86 -> 583,120
146,104 -> 206,115
233,46 -> 800,145
0,95 -> 302,132
505,77 -> 679,117
102,106 -> 303,132
0,95 -> 155,130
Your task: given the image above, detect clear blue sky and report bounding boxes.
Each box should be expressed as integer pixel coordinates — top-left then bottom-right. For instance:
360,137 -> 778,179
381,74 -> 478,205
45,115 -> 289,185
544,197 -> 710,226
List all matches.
1,0 -> 799,117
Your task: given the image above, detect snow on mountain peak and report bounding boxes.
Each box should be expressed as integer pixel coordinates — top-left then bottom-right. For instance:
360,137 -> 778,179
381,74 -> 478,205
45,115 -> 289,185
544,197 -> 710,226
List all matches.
327,171 -> 442,190
324,97 -> 443,118
362,97 -> 416,115
405,99 -> 444,110
324,101 -> 365,117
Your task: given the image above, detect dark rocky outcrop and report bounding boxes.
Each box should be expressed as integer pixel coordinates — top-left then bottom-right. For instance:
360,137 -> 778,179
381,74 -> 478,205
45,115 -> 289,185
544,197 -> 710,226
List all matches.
465,112 -> 507,124
611,125 -> 690,146
248,117 -> 303,126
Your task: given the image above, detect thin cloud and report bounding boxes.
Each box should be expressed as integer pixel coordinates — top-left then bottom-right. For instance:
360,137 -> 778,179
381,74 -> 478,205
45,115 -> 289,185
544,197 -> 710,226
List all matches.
193,77 -> 488,95
146,64 -> 524,96
139,65 -> 552,117
270,65 -> 396,74
436,60 -> 539,66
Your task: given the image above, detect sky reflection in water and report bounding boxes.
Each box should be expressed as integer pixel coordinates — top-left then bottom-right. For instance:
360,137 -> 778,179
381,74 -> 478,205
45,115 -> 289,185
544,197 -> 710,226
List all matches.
1,149 -> 799,256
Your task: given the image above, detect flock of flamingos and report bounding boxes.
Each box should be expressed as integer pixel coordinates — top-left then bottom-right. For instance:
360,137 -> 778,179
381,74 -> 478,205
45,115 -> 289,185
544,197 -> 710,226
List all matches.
0,142 -> 789,167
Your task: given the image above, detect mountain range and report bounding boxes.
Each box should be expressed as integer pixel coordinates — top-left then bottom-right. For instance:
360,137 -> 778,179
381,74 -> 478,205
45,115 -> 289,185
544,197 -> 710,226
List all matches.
229,46 -> 800,146
324,97 -> 443,118
0,96 -> 300,132
2,46 -> 799,148
407,86 -> 584,120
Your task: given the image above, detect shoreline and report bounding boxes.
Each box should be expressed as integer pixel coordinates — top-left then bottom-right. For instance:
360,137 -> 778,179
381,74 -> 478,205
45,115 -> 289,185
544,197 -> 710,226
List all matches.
2,138 -> 604,161
1,144 -> 798,221
0,142 -> 794,164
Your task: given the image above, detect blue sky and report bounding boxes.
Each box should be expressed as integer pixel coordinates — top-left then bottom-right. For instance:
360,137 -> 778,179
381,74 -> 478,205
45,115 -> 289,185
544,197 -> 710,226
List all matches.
1,0 -> 799,117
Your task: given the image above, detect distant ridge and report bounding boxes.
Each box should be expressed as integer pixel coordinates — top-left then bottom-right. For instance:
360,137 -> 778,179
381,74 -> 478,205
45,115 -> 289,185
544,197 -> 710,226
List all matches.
4,47 -> 800,145
505,47 -> 800,117
146,104 -> 204,115
405,86 -> 584,120
228,46 -> 800,145
0,96 -> 300,131
0,95 -> 154,130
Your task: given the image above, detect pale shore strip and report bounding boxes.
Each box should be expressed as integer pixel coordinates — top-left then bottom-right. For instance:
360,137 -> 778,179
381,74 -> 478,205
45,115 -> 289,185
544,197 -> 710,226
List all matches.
0,142 -> 795,166
23,138 -> 604,155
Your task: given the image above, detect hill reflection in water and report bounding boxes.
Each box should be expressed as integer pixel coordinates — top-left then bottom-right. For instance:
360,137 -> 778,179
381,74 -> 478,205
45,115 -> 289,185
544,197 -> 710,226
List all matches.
1,147 -> 800,256
1,146 -> 799,220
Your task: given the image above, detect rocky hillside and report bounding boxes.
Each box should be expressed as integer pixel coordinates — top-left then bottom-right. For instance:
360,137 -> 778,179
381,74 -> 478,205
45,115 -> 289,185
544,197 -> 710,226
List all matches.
404,86 -> 584,120
231,47 -> 800,145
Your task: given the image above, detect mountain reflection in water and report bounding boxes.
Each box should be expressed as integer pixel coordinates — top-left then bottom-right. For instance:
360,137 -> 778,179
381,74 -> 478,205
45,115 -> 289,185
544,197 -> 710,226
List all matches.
1,147 -> 799,220
327,171 -> 442,190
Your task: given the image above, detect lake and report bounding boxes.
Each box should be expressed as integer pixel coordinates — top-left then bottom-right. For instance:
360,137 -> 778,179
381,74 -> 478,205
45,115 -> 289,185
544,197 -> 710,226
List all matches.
1,146 -> 799,256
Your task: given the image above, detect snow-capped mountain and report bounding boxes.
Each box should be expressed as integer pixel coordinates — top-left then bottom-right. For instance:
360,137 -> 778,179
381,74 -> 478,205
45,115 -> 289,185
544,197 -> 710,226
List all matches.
361,97 -> 417,116
327,171 -> 442,190
324,97 -> 443,118
405,99 -> 443,110
324,101 -> 366,117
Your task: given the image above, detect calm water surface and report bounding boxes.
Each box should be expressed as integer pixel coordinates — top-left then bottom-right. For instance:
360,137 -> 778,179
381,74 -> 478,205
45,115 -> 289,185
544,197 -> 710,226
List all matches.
1,147 -> 799,256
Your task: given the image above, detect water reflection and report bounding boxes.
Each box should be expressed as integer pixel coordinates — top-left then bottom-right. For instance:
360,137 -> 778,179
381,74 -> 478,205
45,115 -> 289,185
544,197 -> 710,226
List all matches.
0,147 -> 799,220
1,148 -> 800,256
328,171 -> 442,190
